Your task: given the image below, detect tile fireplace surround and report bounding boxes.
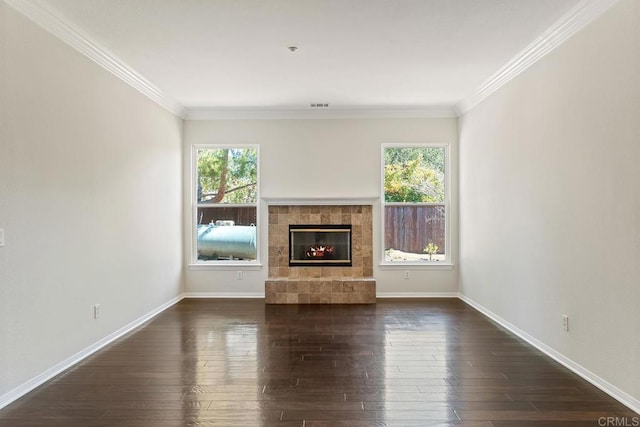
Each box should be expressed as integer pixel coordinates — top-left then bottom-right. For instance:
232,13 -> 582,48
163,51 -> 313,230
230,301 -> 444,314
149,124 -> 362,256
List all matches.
265,204 -> 376,304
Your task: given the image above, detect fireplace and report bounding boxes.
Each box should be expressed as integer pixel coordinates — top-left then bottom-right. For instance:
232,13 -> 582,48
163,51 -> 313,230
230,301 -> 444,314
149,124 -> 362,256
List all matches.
266,204 -> 375,304
289,224 -> 352,267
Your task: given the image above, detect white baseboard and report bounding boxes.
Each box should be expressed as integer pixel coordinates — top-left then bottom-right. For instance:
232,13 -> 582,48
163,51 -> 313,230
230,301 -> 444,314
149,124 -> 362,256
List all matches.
184,292 -> 460,299
459,294 -> 640,415
377,292 -> 460,298
183,292 -> 265,298
0,295 -> 184,410
184,292 -> 458,299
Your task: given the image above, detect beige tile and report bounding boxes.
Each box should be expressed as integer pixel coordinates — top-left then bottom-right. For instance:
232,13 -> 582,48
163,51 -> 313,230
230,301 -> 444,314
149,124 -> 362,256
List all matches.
363,255 -> 373,268
318,294 -> 331,304
319,281 -> 333,294
298,293 -> 310,304
343,294 -> 358,304
265,287 -> 276,303
308,267 -> 321,278
310,281 -> 324,294
278,267 -> 290,277
331,281 -> 343,294
309,294 -> 322,304
268,281 -> 287,293
343,282 -> 354,293
297,282 -> 310,294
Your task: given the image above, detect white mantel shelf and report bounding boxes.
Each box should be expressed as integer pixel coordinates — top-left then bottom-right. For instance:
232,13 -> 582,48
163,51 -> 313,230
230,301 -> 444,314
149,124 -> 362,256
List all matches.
262,197 -> 379,206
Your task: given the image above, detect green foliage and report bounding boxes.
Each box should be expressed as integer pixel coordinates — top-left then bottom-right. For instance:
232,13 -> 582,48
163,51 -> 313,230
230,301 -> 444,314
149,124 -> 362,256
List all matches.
423,242 -> 439,261
384,147 -> 445,203
197,148 -> 257,204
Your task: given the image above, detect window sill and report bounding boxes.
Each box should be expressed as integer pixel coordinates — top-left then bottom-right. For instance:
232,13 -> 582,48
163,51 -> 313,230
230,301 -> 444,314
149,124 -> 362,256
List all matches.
188,263 -> 263,271
378,262 -> 454,271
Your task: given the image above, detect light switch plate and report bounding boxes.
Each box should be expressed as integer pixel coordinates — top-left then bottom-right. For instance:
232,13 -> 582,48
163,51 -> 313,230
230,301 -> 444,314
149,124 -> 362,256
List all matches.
0,228 -> 4,247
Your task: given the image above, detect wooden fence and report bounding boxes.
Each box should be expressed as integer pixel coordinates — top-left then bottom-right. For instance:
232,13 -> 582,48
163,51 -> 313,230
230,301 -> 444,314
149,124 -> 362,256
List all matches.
197,206 -> 257,226
384,205 -> 445,254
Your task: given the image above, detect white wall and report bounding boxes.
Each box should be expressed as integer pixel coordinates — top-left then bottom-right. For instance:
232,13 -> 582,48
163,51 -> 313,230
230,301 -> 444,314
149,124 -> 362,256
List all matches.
459,0 -> 639,406
184,118 -> 459,295
0,4 -> 183,399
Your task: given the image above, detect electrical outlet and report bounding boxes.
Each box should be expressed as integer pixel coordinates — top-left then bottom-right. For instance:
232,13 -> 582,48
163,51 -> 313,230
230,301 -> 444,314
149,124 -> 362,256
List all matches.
404,271 -> 410,280
93,304 -> 100,319
236,271 -> 244,280
562,315 -> 569,332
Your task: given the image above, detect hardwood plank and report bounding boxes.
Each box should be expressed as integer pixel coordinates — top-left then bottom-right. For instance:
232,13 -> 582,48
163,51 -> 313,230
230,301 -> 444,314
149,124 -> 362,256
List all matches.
0,298 -> 636,425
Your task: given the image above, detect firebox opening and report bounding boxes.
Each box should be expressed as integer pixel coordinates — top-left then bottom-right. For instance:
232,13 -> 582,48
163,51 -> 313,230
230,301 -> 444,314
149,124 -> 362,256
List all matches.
289,224 -> 352,267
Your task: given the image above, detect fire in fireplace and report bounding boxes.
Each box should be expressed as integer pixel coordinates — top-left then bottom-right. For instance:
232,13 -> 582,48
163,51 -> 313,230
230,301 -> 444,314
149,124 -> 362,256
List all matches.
289,224 -> 352,267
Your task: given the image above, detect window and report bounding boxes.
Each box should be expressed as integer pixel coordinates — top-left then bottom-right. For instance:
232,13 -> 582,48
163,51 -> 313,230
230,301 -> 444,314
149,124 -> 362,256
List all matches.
192,145 -> 259,264
382,144 -> 449,264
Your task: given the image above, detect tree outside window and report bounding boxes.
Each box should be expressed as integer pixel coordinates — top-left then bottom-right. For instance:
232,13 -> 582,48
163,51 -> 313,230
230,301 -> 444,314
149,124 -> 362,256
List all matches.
194,146 -> 259,262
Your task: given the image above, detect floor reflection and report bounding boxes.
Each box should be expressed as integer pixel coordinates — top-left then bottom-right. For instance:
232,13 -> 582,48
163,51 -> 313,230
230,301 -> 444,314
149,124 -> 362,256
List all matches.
379,301 -> 457,423
0,298 -> 636,426
181,300 -> 268,425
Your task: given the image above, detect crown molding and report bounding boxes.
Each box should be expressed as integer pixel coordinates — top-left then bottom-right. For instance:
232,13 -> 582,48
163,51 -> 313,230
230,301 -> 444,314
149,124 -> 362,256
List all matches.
185,106 -> 458,120
6,0 -> 620,120
456,0 -> 621,115
3,0 -> 186,118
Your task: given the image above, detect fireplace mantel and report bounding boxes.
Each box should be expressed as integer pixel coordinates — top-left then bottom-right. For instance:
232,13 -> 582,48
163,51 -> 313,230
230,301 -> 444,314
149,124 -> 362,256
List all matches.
262,197 -> 378,206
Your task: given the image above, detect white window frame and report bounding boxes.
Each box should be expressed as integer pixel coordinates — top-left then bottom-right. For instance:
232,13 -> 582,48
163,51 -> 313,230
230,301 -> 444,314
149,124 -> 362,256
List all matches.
380,143 -> 452,267
190,144 -> 260,267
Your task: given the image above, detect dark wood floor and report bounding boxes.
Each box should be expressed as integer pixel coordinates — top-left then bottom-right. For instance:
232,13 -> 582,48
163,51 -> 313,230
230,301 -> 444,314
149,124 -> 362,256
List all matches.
1,299 -> 637,426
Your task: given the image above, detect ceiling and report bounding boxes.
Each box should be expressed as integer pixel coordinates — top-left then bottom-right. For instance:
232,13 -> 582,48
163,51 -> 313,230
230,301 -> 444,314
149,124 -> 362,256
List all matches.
22,0 -> 607,117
